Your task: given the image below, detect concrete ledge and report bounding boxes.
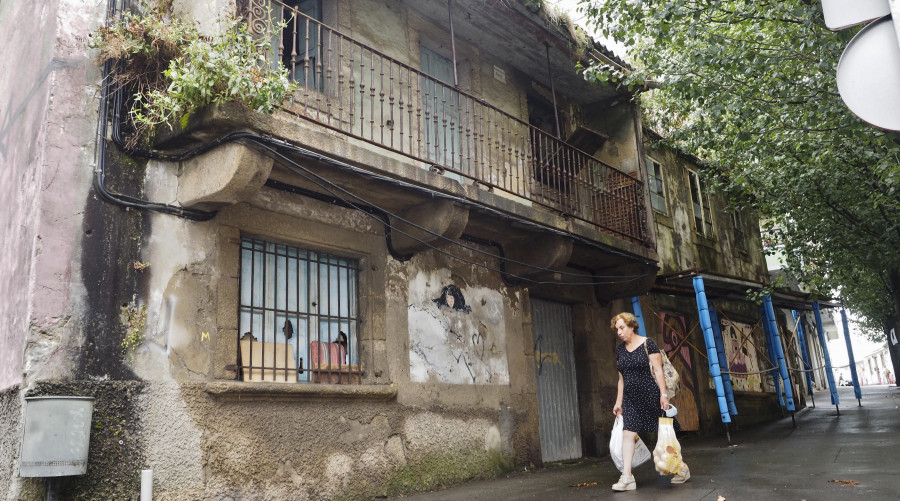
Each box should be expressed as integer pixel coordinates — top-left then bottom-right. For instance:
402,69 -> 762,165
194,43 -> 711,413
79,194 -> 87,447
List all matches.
204,381 -> 398,402
390,199 -> 470,255
177,142 -> 274,210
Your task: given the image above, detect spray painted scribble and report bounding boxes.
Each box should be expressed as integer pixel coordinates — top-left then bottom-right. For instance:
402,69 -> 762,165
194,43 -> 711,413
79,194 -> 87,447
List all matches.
408,271 -> 508,384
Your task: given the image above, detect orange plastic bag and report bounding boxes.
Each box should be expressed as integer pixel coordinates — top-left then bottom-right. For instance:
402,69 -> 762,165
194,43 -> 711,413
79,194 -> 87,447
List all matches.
652,417 -> 683,475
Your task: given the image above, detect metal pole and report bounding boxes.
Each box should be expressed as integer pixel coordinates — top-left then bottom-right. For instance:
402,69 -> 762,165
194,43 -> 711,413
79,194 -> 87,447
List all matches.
792,310 -> 816,403
544,43 -> 562,139
709,306 -> 738,418
693,277 -> 732,442
839,309 -> 863,406
764,296 -> 796,425
448,0 -> 459,87
813,302 -> 840,414
631,296 -> 647,336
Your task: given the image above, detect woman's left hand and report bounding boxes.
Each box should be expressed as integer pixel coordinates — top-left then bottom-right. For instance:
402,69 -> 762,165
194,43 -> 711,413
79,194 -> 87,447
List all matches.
660,395 -> 670,410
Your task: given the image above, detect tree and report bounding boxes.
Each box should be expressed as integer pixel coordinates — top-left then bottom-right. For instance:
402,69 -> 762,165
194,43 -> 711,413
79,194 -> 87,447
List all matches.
577,0 -> 900,341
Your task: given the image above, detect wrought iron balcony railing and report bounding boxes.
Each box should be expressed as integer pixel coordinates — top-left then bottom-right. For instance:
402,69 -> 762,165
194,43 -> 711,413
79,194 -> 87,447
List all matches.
240,0 -> 649,246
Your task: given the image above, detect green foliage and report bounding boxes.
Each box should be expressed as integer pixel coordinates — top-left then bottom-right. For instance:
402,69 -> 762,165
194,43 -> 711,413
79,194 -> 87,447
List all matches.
578,0 -> 900,338
121,295 -> 147,359
90,8 -> 295,141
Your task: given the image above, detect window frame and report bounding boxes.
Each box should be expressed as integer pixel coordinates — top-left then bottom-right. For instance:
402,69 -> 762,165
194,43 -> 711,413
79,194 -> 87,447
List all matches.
645,156 -> 668,214
730,210 -> 746,249
277,0 -> 324,90
687,170 -> 713,238
237,235 -> 361,384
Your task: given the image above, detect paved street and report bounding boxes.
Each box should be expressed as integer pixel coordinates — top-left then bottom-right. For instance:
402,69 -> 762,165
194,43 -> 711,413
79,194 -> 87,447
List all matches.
392,385 -> 900,500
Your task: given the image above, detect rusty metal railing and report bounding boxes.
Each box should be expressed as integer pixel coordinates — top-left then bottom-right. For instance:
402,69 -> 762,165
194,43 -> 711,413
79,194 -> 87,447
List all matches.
239,0 -> 649,246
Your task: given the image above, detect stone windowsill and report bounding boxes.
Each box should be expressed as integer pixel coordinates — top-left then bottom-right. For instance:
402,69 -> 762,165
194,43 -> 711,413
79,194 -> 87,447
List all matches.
204,381 -> 398,402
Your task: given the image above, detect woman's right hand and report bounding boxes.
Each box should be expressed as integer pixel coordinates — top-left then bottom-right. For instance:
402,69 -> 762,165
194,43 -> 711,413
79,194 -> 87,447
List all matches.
612,403 -> 622,416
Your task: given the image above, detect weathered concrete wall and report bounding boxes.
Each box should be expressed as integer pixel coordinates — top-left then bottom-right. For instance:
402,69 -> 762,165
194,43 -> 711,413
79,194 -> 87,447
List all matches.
0,0 -> 100,390
588,101 -> 643,176
649,144 -> 766,281
0,1 -> 655,499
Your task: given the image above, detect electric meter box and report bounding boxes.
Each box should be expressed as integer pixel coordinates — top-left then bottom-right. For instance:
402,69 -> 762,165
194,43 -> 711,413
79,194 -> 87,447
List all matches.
20,396 -> 94,477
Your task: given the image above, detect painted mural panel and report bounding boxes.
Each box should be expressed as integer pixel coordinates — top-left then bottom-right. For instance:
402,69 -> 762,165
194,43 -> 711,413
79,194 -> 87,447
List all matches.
408,271 -> 509,384
661,312 -> 699,431
721,319 -> 764,392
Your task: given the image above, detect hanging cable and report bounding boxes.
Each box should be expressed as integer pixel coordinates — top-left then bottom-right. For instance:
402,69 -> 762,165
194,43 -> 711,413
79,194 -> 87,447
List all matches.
243,137 -> 655,286
94,0 -> 657,286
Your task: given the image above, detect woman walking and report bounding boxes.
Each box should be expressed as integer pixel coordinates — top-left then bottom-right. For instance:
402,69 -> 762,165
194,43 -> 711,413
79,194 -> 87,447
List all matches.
611,312 -> 690,491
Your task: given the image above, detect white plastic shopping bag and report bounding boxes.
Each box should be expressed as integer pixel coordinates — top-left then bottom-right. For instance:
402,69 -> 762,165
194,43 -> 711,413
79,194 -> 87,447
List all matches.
652,417 -> 684,475
610,415 -> 652,472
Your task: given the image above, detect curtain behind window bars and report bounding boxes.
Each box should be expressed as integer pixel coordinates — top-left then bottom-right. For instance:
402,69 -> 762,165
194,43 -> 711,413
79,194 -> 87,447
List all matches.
238,237 -> 359,383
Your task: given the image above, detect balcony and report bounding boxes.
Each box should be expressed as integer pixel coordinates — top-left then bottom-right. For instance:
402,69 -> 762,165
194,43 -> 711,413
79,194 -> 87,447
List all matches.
237,0 -> 650,247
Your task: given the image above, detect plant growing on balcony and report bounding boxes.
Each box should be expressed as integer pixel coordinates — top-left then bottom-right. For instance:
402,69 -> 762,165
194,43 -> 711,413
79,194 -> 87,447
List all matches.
90,7 -> 294,143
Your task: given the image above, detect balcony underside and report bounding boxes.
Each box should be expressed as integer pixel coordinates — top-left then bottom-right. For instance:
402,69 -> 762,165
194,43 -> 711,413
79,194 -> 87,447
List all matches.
159,102 -> 657,300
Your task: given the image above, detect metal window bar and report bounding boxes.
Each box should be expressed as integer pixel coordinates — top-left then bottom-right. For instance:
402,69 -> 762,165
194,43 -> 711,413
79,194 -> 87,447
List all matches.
238,237 -> 360,384
239,0 -> 649,246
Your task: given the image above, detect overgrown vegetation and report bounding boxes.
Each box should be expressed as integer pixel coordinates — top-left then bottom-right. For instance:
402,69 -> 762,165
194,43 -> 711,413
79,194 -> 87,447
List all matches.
121,295 -> 147,359
89,6 -> 295,144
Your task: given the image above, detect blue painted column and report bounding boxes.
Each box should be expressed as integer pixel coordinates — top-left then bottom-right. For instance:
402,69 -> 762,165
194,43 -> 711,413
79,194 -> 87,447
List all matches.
839,309 -> 863,402
813,302 -> 840,406
709,306 -> 738,416
761,307 -> 784,408
764,296 -> 795,411
631,296 -> 647,337
792,311 -> 814,396
693,277 -> 731,423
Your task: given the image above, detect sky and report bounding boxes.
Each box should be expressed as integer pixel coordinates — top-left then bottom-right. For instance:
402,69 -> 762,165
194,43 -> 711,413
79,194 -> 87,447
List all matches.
548,0 -> 628,58
827,311 -> 887,367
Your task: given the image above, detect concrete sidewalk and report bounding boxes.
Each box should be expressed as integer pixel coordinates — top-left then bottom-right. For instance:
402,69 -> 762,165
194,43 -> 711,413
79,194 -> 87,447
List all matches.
391,385 -> 900,500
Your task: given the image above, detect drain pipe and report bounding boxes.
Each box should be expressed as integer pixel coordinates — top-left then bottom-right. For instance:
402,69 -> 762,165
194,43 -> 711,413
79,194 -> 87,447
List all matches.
140,469 -> 152,501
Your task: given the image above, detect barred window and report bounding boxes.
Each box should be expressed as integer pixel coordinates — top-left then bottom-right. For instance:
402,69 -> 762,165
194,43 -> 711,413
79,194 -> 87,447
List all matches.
238,236 -> 361,384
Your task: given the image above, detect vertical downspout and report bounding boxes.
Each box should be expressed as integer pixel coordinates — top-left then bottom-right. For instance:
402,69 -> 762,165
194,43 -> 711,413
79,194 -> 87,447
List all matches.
448,0 -> 459,87
545,43 -> 561,139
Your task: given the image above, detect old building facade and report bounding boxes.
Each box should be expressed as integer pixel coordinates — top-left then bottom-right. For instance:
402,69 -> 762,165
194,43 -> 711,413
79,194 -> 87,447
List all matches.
636,136 -> 798,431
0,1 -> 797,499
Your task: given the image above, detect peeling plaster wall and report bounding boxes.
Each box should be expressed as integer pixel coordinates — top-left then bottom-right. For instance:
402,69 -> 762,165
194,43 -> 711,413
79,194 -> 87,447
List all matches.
115,176 -> 533,498
408,270 -> 510,385
0,0 -> 108,495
